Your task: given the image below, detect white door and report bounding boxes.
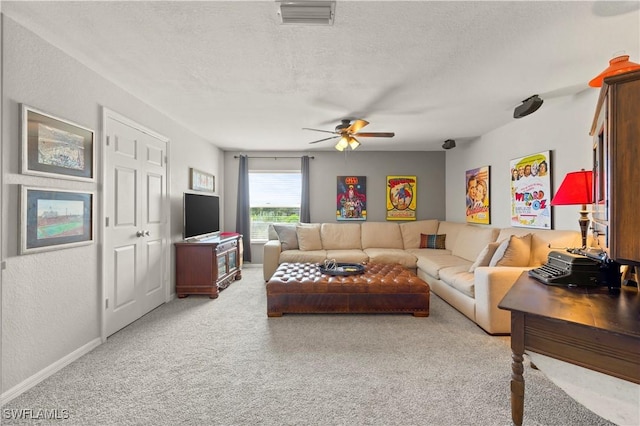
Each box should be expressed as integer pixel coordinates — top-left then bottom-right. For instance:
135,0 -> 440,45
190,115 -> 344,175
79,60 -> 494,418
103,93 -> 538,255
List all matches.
104,111 -> 169,337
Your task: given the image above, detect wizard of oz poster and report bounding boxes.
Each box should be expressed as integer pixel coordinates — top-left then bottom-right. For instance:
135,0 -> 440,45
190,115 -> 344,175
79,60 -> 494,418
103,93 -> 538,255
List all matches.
465,166 -> 491,224
337,176 -> 366,220
386,176 -> 416,221
510,150 -> 552,229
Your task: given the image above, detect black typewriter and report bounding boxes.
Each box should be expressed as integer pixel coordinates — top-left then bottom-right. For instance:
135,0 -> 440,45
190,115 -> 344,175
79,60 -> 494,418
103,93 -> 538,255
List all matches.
528,249 -> 603,286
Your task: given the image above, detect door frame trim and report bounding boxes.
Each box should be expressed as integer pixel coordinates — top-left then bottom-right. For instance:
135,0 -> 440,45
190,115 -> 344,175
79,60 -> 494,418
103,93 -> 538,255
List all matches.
100,108 -> 171,342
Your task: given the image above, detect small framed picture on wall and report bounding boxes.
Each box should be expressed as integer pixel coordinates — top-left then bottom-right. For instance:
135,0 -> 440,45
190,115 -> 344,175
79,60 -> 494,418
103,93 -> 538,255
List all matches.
190,168 -> 215,192
465,166 -> 490,224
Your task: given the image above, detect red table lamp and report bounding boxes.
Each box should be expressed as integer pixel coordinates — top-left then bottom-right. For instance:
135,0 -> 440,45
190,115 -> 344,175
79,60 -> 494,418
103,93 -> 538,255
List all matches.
550,169 -> 593,248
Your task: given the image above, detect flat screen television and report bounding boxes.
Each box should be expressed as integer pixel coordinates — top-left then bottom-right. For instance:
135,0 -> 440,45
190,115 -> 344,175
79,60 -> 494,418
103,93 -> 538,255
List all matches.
183,192 -> 220,240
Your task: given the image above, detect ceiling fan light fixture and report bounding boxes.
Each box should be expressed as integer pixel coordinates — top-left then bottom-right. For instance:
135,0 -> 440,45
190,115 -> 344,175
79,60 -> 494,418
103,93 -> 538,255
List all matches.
348,137 -> 360,150
589,54 -> 640,87
335,136 -> 349,151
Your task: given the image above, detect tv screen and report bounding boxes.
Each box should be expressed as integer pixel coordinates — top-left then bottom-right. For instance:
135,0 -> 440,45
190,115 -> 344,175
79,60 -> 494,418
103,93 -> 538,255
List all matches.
183,193 -> 220,239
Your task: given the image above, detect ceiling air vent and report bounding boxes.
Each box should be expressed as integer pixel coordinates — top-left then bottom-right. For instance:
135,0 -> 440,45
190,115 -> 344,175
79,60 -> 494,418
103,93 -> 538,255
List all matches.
278,1 -> 336,25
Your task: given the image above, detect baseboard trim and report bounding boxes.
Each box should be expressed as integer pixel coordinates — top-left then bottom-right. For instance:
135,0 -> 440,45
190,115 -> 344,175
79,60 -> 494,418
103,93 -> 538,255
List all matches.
1,337 -> 102,405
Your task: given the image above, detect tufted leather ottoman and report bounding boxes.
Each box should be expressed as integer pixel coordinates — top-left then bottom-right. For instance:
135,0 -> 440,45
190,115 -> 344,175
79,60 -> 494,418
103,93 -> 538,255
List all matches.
266,262 -> 429,317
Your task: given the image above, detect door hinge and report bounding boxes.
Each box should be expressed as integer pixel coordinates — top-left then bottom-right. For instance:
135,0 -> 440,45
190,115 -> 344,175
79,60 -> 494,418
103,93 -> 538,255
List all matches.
105,217 -> 109,227
105,299 -> 109,309
106,135 -> 110,146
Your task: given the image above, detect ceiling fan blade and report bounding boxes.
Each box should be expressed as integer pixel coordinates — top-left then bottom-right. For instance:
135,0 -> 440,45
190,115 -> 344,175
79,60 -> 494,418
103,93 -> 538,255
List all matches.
347,119 -> 369,134
354,132 -> 395,138
308,135 -> 339,144
302,127 -> 338,135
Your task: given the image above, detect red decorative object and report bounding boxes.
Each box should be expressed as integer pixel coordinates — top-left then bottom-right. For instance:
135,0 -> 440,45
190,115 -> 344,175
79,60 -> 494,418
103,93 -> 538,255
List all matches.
551,169 -> 593,248
589,55 -> 640,87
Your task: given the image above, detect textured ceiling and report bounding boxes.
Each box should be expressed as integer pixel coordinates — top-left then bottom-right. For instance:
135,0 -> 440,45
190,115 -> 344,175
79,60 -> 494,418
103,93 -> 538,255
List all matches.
3,1 -> 640,151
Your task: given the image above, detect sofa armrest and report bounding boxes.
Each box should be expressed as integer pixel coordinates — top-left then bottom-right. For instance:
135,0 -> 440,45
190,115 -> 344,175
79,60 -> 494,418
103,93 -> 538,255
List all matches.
473,266 -> 531,335
263,240 -> 282,281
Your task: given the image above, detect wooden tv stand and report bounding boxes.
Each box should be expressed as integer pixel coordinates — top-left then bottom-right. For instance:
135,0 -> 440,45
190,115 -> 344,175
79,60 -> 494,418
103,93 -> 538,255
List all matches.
175,232 -> 243,298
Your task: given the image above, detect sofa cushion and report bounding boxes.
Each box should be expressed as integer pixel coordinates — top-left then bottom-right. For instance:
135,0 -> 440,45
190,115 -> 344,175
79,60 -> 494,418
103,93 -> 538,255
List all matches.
273,224 -> 299,251
451,226 -> 500,262
439,265 -> 476,298
399,219 -> 439,248
489,233 -> 532,267
415,254 -> 471,280
320,223 -> 361,250
469,241 -> 501,272
279,249 -> 327,264
296,224 -> 322,251
420,233 -> 447,249
361,222 -> 403,249
325,250 -> 369,264
406,248 -> 453,257
364,248 -> 417,268
435,221 -> 467,251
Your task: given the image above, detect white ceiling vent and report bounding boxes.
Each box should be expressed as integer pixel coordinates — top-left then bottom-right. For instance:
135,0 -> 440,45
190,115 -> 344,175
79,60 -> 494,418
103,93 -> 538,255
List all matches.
278,1 -> 335,25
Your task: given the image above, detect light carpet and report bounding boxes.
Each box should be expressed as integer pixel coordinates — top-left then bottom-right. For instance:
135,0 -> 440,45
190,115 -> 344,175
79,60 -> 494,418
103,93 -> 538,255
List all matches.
2,265 -> 612,425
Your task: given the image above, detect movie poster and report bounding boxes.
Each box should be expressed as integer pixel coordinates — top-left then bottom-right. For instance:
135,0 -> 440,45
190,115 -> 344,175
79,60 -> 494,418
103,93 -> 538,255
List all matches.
337,176 -> 366,221
386,176 -> 417,221
465,166 -> 491,224
510,151 -> 552,229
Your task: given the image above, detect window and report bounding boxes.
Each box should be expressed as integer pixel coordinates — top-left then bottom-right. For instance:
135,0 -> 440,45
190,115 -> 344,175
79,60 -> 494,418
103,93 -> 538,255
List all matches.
249,171 -> 301,241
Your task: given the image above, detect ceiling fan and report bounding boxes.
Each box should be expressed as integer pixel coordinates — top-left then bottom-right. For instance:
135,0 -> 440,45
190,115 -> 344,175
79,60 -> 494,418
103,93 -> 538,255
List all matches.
304,119 -> 395,151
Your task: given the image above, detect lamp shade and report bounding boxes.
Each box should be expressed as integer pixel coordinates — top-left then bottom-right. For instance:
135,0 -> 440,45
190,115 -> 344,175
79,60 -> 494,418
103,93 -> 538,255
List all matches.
589,55 -> 640,88
550,170 -> 593,206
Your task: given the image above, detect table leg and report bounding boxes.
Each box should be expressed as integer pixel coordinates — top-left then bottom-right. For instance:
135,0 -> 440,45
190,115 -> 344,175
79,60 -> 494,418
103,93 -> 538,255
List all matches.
510,313 -> 525,426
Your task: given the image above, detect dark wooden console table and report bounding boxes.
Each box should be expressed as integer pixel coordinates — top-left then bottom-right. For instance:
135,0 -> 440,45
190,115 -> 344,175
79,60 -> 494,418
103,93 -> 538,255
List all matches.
498,272 -> 640,426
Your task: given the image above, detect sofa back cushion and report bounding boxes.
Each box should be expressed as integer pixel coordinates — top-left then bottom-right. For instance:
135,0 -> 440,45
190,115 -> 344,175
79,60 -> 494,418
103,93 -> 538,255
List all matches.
361,222 -> 403,249
320,223 -> 362,250
296,223 -> 323,251
496,227 -> 581,266
489,233 -> 532,267
399,220 -> 439,248
436,221 -> 467,251
451,226 -> 500,262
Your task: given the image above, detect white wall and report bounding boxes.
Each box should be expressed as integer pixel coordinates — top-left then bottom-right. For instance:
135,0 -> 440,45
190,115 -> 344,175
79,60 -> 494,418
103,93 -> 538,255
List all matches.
1,17 -> 223,398
445,89 -> 601,231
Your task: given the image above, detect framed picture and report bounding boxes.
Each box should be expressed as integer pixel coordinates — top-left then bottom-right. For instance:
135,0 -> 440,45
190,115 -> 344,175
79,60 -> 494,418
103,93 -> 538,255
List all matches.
21,104 -> 95,181
510,150 -> 552,229
337,176 -> 366,221
190,168 -> 215,192
466,166 -> 491,224
386,176 -> 417,221
20,186 -> 94,254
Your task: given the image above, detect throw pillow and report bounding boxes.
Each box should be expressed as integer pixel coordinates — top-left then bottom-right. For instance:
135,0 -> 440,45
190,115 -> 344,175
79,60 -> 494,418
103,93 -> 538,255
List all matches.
273,224 -> 298,251
420,233 -> 446,249
469,241 -> 501,272
296,224 -> 322,251
489,234 -> 532,267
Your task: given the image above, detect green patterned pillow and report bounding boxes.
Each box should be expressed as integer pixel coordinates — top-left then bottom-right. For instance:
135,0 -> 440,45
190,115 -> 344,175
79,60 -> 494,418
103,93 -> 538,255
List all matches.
420,233 -> 446,249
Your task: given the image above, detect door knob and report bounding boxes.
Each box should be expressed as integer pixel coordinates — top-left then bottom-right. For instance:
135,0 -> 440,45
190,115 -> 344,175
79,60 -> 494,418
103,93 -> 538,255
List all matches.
136,230 -> 144,237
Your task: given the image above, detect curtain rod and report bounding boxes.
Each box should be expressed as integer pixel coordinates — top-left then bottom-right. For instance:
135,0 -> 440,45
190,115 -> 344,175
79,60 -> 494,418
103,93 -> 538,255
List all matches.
233,155 -> 315,159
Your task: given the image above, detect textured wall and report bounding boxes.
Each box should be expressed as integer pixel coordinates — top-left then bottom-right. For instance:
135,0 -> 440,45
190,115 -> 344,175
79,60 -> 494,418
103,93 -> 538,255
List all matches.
1,17 -> 222,397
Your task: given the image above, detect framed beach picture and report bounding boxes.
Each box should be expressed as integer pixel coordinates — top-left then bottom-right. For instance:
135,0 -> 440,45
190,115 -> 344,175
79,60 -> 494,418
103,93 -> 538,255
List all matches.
20,186 -> 94,254
510,150 -> 552,229
386,176 -> 417,221
465,166 -> 491,224
337,176 -> 366,221
21,104 -> 95,181
190,168 -> 215,192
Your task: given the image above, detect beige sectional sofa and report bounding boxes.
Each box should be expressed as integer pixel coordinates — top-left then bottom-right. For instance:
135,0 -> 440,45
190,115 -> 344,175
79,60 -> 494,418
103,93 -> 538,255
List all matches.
263,221 -> 581,335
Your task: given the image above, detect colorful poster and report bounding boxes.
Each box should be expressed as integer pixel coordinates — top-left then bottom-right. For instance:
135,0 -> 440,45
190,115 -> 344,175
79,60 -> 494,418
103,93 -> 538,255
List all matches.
337,176 -> 366,221
465,166 -> 491,224
386,176 -> 417,221
510,151 -> 552,229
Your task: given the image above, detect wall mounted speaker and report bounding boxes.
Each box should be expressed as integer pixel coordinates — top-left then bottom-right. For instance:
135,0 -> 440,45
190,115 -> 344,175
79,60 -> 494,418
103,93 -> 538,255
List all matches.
514,95 -> 543,119
442,139 -> 456,150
